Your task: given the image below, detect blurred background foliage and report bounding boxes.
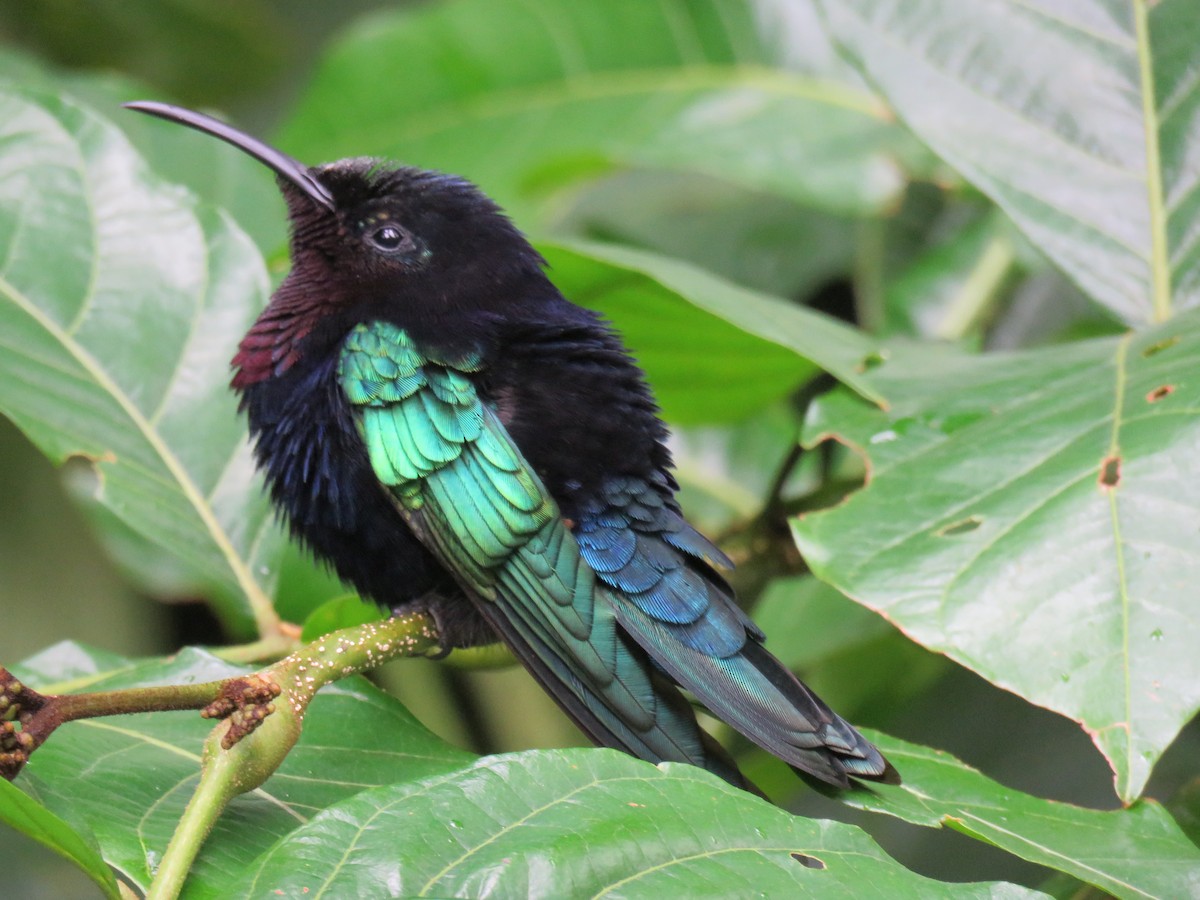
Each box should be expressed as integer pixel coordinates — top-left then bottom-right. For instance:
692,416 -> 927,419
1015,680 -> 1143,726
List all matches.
1,0 -> 1197,896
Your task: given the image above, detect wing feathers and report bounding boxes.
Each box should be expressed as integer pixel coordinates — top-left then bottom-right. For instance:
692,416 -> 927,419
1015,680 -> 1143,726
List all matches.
338,320 -> 892,791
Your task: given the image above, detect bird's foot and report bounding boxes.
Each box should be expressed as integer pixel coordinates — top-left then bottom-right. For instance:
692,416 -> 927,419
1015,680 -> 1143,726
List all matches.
390,598 -> 450,659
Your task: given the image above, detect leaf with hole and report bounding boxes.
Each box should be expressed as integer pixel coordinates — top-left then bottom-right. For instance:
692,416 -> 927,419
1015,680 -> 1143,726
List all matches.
793,309 -> 1200,800
228,749 -> 1043,899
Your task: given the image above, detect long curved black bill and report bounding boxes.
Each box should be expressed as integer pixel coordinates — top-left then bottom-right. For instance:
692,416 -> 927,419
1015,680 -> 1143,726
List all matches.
123,100 -> 335,211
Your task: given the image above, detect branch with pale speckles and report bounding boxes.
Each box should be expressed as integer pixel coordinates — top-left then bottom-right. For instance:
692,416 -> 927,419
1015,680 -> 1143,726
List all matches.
1,612 -> 440,782
148,611 -> 441,900
2,613 -> 441,899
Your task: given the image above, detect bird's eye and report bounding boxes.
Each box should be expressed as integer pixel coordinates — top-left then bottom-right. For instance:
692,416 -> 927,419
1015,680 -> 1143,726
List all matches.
369,224 -> 408,252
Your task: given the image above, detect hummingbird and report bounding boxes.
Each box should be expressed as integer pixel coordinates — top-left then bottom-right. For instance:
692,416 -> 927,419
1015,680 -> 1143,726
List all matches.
125,101 -> 896,792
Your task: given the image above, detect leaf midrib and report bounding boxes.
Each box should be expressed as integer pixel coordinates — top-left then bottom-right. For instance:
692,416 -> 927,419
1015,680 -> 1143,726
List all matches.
1105,334 -> 1134,799
1133,0 -> 1172,322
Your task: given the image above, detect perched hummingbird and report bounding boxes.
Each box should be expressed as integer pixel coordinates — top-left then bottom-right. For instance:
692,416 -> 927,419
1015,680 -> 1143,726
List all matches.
126,101 -> 896,791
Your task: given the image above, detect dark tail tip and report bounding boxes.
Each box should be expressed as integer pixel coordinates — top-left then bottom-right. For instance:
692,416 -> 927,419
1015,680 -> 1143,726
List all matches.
875,758 -> 902,785
838,741 -> 900,786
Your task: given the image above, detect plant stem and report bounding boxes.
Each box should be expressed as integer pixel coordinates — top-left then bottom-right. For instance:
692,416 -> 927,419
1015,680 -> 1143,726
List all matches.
934,230 -> 1016,342
1,670 -> 227,779
282,612 -> 440,691
211,629 -> 302,665
443,643 -> 516,670
854,217 -> 888,334
145,730 -> 243,900
51,681 -> 226,721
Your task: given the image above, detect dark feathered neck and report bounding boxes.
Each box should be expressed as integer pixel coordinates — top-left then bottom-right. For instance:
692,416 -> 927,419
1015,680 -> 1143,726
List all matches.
231,276 -> 331,389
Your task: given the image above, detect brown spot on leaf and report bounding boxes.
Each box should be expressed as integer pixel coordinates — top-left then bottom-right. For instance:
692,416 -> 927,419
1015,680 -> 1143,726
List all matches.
791,852 -> 825,869
1146,384 -> 1174,403
1142,336 -> 1179,358
1099,455 -> 1121,489
937,516 -> 982,537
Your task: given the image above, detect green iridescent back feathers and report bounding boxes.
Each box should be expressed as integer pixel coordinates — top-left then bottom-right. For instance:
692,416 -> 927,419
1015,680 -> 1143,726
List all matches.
341,322 -> 548,583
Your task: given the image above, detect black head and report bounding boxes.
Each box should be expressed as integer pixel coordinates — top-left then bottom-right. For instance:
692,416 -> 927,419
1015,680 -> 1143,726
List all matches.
297,156 -> 544,290
124,102 -> 547,329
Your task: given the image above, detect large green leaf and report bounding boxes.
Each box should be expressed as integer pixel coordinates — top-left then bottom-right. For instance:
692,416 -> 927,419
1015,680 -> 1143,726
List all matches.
816,0 -> 1200,325
850,731 -> 1200,900
16,642 -> 1192,896
229,750 -> 1040,899
793,309 -> 1200,800
0,87 -> 279,634
6,643 -> 1048,897
0,0 -> 288,107
279,0 -> 910,223
563,170 -> 859,300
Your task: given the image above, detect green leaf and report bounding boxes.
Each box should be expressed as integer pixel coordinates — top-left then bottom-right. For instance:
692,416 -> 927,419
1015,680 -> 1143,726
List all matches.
0,49 -> 287,255
544,239 -> 886,413
0,87 -> 279,635
816,0 -> 1200,324
849,731 -> 1200,900
12,644 -> 473,897
279,0 -> 910,223
793,309 -> 1200,800
14,641 -> 137,692
0,777 -> 120,899
230,749 -> 1042,899
0,0 -> 289,108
